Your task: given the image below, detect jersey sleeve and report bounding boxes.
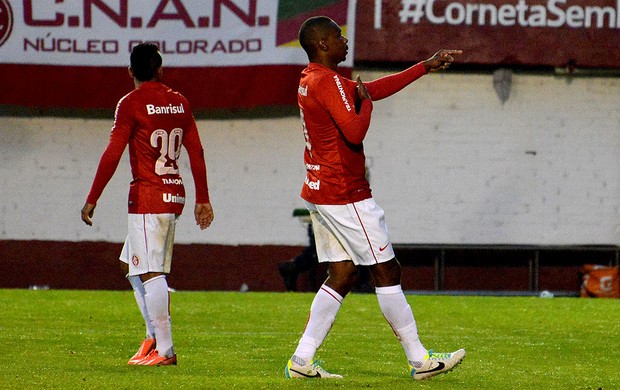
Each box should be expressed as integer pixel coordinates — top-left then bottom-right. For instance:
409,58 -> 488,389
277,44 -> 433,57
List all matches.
85,99 -> 132,204
364,62 -> 427,101
182,109 -> 210,204
318,73 -> 373,145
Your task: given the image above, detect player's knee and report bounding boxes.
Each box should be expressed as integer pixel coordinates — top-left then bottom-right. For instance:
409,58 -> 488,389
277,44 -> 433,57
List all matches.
325,262 -> 358,295
370,258 -> 401,287
337,265 -> 358,282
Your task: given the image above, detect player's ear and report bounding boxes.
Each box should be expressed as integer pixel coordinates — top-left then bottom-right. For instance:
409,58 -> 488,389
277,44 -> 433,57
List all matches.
128,66 -> 134,79
318,39 -> 328,52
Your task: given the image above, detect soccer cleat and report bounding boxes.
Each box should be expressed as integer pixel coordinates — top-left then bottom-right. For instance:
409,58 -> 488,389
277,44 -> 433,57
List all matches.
127,338 -> 156,365
136,349 -> 177,366
285,359 -> 342,379
410,349 -> 466,380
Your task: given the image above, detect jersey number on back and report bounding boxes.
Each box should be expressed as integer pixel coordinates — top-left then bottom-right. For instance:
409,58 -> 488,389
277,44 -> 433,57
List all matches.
151,128 -> 183,175
300,109 -> 312,157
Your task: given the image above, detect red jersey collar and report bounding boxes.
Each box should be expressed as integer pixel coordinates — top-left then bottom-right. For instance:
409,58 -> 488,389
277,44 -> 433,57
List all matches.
307,62 -> 337,72
137,81 -> 166,90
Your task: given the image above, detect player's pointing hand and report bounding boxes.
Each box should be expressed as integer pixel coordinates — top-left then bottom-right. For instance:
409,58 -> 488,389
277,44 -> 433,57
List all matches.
423,49 -> 463,72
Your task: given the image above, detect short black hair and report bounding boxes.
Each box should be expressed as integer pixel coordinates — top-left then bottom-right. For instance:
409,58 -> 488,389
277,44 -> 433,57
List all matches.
130,43 -> 162,82
298,16 -> 338,58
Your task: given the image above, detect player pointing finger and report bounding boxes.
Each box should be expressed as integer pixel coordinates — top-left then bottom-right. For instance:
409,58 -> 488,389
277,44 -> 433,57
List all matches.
285,16 -> 465,381
423,49 -> 464,71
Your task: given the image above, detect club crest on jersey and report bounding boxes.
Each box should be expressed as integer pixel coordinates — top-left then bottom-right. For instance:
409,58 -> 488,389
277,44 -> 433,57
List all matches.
146,103 -> 185,115
132,255 -> 140,266
298,84 -> 308,96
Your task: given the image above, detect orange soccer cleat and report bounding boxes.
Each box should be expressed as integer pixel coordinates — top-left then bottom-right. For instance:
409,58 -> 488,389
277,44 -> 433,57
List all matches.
127,338 -> 156,365
136,349 -> 177,366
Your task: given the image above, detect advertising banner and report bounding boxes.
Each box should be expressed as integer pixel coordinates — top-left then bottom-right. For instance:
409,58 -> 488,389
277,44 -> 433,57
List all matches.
0,0 -> 355,110
356,0 -> 620,68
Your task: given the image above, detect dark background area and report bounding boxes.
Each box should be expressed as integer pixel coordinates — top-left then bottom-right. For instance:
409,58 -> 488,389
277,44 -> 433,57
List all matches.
2,240 -> 616,294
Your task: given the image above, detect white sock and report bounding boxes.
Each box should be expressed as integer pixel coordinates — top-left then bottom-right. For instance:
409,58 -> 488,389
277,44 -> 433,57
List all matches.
143,275 -> 174,357
292,284 -> 343,364
127,274 -> 156,339
376,285 -> 427,365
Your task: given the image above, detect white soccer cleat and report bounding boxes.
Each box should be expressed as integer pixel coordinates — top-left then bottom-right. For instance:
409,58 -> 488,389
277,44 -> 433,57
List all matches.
285,358 -> 343,379
410,349 -> 466,380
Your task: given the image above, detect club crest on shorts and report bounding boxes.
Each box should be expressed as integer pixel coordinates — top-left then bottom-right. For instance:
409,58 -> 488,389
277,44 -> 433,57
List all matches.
132,255 -> 140,266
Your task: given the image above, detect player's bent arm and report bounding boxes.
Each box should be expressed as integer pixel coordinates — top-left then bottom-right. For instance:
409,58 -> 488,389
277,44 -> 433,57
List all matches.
320,75 -> 374,145
337,100 -> 373,145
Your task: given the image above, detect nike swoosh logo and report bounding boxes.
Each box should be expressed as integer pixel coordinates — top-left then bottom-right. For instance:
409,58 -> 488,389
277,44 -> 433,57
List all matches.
379,244 -> 390,252
290,369 -> 321,378
416,361 -> 445,375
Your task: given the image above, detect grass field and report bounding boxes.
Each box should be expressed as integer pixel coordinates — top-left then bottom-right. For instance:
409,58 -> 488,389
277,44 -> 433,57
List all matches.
1,289 -> 618,389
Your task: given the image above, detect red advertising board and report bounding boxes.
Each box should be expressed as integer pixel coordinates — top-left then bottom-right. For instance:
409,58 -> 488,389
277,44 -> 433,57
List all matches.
1,0 -> 618,111
355,0 -> 620,68
0,0 -> 354,111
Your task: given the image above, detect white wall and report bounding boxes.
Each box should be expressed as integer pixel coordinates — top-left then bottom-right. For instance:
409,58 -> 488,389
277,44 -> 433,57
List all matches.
1,72 -> 618,245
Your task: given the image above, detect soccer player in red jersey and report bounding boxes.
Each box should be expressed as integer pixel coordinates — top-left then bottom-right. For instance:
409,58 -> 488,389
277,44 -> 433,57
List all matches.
81,43 -> 214,366
285,17 -> 465,380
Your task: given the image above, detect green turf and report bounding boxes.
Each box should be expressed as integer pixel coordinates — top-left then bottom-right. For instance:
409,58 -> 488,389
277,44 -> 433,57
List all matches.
1,289 -> 618,389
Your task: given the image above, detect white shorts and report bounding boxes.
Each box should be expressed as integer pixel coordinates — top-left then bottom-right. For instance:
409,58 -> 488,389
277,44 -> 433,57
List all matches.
119,213 -> 178,276
305,198 -> 395,266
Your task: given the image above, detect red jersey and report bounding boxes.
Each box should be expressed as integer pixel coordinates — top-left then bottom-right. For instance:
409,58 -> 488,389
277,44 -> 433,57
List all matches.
86,81 -> 209,214
298,62 -> 427,205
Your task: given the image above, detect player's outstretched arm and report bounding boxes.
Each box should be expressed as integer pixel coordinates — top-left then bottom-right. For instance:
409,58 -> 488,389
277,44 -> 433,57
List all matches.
195,203 -> 214,230
81,203 -> 96,226
423,49 -> 463,72
362,50 -> 461,101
